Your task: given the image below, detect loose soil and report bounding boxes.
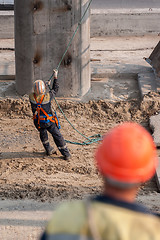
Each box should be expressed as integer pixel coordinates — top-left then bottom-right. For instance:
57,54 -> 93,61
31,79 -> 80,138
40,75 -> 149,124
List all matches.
0,91 -> 160,214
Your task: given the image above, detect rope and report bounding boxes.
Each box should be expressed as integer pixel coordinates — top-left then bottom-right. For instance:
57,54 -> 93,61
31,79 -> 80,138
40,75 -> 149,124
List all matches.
48,0 -> 102,145
53,97 -> 102,145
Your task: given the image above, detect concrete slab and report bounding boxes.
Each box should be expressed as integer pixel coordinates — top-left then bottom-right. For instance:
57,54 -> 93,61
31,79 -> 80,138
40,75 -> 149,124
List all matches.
150,114 -> 160,147
91,35 -> 160,79
138,72 -> 157,99
1,35 -> 159,81
149,117 -> 160,191
1,35 -> 160,99
91,35 -> 160,102
82,77 -> 140,102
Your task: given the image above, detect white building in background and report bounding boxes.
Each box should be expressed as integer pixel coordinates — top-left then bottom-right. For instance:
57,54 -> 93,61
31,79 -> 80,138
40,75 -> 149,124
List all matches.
0,0 -> 14,4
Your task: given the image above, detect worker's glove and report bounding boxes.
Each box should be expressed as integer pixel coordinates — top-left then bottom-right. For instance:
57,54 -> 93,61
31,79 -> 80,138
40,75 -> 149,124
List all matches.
53,69 -> 58,79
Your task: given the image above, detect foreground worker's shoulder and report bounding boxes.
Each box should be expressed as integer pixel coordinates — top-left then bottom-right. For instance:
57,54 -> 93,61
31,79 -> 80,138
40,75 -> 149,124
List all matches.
127,210 -> 160,239
45,200 -> 87,235
93,202 -> 160,239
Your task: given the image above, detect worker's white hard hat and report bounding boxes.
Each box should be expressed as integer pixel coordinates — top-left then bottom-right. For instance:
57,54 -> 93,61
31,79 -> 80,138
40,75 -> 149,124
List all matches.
33,80 -> 46,95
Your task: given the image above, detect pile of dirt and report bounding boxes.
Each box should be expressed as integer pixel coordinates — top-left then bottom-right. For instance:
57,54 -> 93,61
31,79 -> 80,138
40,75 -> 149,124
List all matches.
0,93 -> 160,211
1,91 -> 160,121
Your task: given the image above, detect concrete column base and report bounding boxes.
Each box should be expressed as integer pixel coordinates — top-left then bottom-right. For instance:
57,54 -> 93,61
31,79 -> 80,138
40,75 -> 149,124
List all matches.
15,0 -> 91,97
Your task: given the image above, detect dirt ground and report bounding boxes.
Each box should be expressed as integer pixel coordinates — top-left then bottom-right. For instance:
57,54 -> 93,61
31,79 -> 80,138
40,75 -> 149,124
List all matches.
0,87 -> 160,213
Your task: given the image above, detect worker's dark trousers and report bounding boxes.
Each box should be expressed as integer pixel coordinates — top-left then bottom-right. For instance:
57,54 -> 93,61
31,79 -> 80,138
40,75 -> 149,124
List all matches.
35,122 -> 70,157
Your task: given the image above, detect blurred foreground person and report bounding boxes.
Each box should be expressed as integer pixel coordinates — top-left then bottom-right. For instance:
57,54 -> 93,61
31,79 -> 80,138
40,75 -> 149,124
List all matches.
29,70 -> 70,160
41,122 -> 160,240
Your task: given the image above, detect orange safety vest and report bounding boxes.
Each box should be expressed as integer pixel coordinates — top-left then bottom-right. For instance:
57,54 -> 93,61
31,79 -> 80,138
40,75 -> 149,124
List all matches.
33,94 -> 59,129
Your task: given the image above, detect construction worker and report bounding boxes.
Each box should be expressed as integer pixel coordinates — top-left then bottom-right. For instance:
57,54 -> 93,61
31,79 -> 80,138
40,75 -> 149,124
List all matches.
29,70 -> 71,160
40,122 -> 160,240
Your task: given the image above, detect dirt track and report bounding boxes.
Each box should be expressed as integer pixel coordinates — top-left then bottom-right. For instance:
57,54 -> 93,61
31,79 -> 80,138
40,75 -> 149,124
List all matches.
0,92 -> 160,213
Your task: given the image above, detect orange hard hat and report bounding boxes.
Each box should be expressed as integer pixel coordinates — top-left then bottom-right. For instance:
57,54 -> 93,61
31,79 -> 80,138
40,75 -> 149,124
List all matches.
95,122 -> 158,184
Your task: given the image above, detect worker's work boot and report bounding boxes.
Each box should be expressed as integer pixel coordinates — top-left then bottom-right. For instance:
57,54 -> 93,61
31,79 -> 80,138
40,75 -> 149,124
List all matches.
58,145 -> 71,161
46,146 -> 57,156
63,154 -> 71,161
42,141 -> 57,156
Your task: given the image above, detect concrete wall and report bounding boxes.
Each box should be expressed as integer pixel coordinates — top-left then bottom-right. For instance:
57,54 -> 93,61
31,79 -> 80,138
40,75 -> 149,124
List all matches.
0,11 -> 14,38
91,0 -> 160,9
15,0 -> 90,97
2,8 -> 160,39
91,9 -> 160,37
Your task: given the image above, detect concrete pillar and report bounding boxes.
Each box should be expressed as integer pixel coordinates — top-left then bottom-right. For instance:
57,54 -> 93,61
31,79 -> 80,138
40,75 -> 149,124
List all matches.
15,0 -> 91,97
